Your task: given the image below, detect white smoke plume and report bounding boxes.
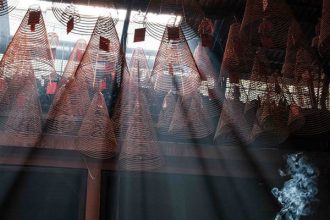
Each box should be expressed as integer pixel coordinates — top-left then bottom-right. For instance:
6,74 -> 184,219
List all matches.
272,153 -> 319,220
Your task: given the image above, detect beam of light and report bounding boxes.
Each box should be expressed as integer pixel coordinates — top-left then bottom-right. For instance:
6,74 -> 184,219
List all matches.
272,153 -> 319,220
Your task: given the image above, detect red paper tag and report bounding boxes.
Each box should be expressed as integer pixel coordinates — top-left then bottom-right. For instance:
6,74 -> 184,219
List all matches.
291,105 -> 300,117
201,34 -> 213,48
67,16 -> 74,34
167,27 -> 180,40
0,0 -> 4,8
134,28 -> 146,42
28,11 -> 41,25
100,80 -> 106,91
46,82 -> 57,95
99,36 -> 110,52
168,63 -> 174,76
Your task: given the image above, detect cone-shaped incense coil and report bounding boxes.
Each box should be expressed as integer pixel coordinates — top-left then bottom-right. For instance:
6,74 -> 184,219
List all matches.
220,23 -> 241,79
58,39 -> 87,90
119,91 -> 162,171
46,78 -> 90,135
4,64 -> 42,141
0,7 -> 56,80
157,90 -> 177,134
319,0 -> 330,57
143,0 -> 204,42
151,26 -> 201,95
244,50 -> 269,118
251,76 -> 289,146
168,92 -> 214,139
129,48 -> 151,88
261,0 -> 291,49
77,92 -> 117,159
215,84 -> 250,143
240,0 -> 264,46
76,16 -> 126,94
293,48 -> 318,109
281,21 -> 304,78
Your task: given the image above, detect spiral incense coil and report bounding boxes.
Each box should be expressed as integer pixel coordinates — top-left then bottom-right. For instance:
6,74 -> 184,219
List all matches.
46,78 -> 90,136
143,0 -> 204,42
4,63 -> 42,143
76,16 -> 126,94
220,22 -> 242,79
151,26 -> 201,95
261,0 -> 291,49
57,39 -> 87,90
0,7 -> 56,80
129,48 -> 152,89
319,0 -> 330,58
215,83 -> 251,143
243,49 -> 269,120
119,90 -> 162,171
281,21 -> 303,78
0,0 -> 19,16
293,48 -> 319,109
168,92 -> 214,139
250,75 -> 290,146
77,92 -> 117,159
52,2 -> 119,35
240,0 -> 264,46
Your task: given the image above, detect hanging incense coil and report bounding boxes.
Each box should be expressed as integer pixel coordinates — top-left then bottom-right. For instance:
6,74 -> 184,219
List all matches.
0,0 -> 19,16
293,48 -> 319,109
143,0 -> 204,42
319,0 -> 330,58
151,26 -> 201,95
52,2 -> 119,35
220,22 -> 242,79
76,16 -> 126,95
119,90 -> 162,170
168,92 -> 214,139
281,21 -> 304,78
129,48 -> 152,89
260,0 -> 291,49
250,75 -> 290,146
3,63 -> 42,144
244,49 -> 269,122
57,39 -> 87,90
0,7 -> 56,80
240,0 -> 264,46
46,78 -> 90,136
215,82 -> 251,144
77,92 -> 117,159
111,79 -> 140,139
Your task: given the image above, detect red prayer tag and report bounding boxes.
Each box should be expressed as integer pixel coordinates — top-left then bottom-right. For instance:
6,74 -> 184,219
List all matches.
167,27 -> 180,40
99,36 -> 110,52
46,82 -> 57,95
28,11 -> 41,25
134,28 -> 146,42
168,63 -> 174,75
201,34 -> 213,48
67,16 -> 74,34
100,80 -> 106,91
291,105 -> 300,117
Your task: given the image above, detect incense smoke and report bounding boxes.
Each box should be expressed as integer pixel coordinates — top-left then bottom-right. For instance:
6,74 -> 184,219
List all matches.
272,153 -> 319,220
